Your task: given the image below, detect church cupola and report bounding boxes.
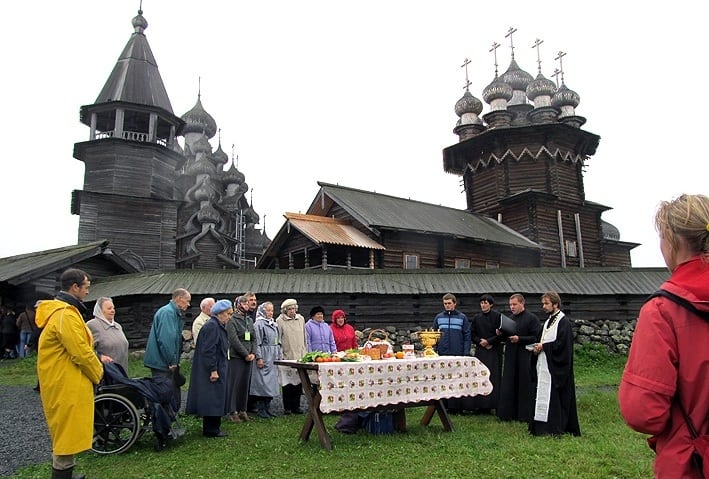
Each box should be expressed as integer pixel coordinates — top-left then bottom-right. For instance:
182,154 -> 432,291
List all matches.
453,58 -> 486,141
526,39 -> 559,124
550,51 -> 585,128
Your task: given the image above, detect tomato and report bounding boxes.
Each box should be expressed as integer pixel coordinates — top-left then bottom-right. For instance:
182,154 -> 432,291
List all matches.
315,357 -> 325,362
331,357 -> 341,362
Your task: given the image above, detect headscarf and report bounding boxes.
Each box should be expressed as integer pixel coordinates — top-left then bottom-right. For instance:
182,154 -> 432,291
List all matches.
93,297 -> 113,323
256,302 -> 275,324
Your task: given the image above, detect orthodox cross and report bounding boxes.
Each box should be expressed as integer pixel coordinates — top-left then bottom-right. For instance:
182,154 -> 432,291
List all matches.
218,128 -> 222,144
505,27 -> 517,60
532,38 -> 544,74
461,58 -> 472,91
552,68 -> 561,87
555,51 -> 567,85
489,41 -> 500,77
198,76 -> 202,99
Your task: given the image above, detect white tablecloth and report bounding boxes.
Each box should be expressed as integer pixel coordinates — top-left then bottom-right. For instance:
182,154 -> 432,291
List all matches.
304,356 -> 492,413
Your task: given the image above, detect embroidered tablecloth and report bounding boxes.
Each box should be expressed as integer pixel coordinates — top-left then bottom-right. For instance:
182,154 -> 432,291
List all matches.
294,356 -> 492,413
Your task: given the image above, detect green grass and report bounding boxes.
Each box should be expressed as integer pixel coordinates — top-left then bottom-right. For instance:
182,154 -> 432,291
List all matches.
1,346 -> 653,479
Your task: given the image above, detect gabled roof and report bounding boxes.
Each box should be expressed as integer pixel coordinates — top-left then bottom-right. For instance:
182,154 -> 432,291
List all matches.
87,267 -> 669,300
0,240 -> 139,285
284,213 -> 385,250
93,11 -> 174,113
309,182 -> 541,250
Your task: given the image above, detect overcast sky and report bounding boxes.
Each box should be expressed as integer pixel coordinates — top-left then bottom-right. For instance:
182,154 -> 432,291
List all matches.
1,1 -> 704,267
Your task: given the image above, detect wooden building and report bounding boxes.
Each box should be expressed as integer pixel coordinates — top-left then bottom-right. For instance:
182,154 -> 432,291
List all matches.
256,183 -> 543,270
71,9 -> 269,272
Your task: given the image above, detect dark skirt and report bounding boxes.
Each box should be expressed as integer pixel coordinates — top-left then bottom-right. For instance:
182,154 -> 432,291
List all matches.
227,357 -> 253,413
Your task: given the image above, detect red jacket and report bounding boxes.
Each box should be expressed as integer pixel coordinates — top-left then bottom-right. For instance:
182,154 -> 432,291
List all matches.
330,322 -> 358,352
619,256 -> 709,478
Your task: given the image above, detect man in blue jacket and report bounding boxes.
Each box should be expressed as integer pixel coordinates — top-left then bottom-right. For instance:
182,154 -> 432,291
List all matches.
433,293 -> 472,414
144,288 -> 191,411
433,293 -> 471,356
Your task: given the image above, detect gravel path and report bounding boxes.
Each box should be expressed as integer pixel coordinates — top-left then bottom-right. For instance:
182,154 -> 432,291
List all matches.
0,385 -> 51,477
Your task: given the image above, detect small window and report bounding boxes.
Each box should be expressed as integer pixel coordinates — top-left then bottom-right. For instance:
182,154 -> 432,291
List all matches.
566,240 -> 578,257
403,254 -> 419,269
455,258 -> 471,269
485,261 -> 499,270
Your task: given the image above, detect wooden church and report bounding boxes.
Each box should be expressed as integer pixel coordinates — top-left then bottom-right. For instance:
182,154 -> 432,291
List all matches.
258,34 -> 637,271
70,9 -> 270,272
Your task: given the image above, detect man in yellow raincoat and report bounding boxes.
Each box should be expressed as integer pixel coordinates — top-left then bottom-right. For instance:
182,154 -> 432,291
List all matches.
36,268 -> 103,479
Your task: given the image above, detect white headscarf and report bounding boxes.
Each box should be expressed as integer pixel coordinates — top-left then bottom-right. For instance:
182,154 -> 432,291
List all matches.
93,297 -> 113,323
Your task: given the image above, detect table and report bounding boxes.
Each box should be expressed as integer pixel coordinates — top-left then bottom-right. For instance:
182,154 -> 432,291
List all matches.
275,356 -> 492,450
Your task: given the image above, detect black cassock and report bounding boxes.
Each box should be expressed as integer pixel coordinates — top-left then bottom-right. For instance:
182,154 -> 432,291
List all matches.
467,309 -> 503,411
529,314 -> 581,436
496,309 -> 541,422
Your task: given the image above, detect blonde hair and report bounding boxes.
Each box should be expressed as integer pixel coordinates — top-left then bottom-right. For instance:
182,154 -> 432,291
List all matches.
655,194 -> 709,257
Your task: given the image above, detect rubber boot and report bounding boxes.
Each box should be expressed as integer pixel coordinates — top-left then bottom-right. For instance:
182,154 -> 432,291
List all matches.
51,467 -> 85,479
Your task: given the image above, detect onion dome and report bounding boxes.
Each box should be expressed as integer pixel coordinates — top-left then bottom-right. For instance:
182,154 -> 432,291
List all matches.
185,154 -> 216,177
551,83 -> 580,110
192,133 -> 212,155
526,73 -> 557,106
181,95 -> 217,139
132,10 -> 148,33
601,220 -> 621,241
211,142 -> 228,167
500,59 -> 533,105
222,160 -> 245,186
243,206 -> 260,225
454,90 -> 483,121
197,203 -> 221,225
482,76 -> 513,111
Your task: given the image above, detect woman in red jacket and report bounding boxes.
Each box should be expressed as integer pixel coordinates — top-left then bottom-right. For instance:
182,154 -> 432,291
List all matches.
330,309 -> 358,351
619,194 -> 709,479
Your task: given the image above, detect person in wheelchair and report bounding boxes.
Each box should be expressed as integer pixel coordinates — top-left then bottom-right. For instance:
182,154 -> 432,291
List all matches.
93,360 -> 182,454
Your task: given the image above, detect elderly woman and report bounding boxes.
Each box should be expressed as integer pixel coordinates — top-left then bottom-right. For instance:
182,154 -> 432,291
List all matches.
186,299 -> 232,438
250,302 -> 282,418
86,297 -> 129,372
329,309 -> 358,352
276,298 -> 307,415
226,295 -> 257,422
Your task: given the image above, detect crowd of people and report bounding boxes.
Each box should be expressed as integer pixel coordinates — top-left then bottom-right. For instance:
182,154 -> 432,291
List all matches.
432,291 -> 581,438
25,192 -> 709,478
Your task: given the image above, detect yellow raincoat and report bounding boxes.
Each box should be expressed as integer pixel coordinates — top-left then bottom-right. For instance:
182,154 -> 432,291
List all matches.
36,299 -> 103,455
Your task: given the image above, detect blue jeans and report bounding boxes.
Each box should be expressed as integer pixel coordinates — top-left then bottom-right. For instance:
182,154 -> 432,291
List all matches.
19,331 -> 32,358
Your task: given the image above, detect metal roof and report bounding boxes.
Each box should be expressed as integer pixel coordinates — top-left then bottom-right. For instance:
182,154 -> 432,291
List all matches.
285,213 -> 385,250
312,182 -> 541,250
87,267 -> 669,301
0,240 -> 138,285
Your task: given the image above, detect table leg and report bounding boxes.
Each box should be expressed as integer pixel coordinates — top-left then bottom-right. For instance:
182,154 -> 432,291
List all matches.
420,400 -> 453,431
296,369 -> 332,450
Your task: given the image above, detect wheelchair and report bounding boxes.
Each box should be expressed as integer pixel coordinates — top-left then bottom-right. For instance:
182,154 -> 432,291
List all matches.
92,383 -> 151,454
92,363 -> 181,454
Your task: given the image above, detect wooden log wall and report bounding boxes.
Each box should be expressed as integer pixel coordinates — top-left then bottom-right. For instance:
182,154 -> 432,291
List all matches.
110,291 -> 647,352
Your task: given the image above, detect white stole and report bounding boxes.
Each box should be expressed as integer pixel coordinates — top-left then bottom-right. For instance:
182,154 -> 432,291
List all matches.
534,311 -> 564,422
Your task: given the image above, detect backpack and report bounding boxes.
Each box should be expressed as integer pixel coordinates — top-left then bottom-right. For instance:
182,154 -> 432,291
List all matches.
647,289 -> 709,478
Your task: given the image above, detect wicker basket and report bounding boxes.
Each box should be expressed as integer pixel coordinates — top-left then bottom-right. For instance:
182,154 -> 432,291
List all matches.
366,329 -> 392,356
361,347 -> 381,360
